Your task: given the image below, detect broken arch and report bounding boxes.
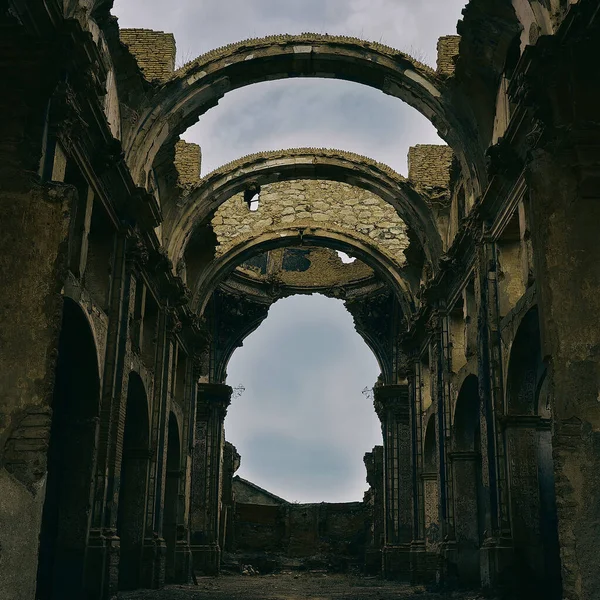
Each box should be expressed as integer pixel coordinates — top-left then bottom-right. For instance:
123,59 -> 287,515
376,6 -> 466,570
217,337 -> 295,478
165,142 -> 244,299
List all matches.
123,33 -> 484,195
166,148 -> 444,270
190,226 -> 417,319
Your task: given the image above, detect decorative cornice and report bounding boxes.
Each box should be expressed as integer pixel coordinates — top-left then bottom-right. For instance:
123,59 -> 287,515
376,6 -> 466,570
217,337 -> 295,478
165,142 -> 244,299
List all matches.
374,384 -> 410,422
196,383 -> 233,419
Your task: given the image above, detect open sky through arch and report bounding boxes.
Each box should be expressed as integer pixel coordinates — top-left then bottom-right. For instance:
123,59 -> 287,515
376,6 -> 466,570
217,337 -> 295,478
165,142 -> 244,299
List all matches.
113,0 -> 468,175
224,294 -> 381,503
111,0 -> 467,501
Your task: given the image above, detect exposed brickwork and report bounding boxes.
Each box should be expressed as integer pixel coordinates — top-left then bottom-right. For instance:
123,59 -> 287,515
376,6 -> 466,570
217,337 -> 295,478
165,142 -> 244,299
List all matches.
436,35 -> 461,77
3,407 -> 52,493
119,29 -> 176,82
174,140 -> 201,188
407,145 -> 454,190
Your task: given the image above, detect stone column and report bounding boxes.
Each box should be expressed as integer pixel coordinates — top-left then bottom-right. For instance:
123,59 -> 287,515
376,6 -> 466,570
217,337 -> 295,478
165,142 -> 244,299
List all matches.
173,355 -> 199,583
431,317 -> 458,579
85,234 -> 135,600
475,242 -> 513,587
190,383 -> 232,574
374,384 -> 412,580
141,313 -> 172,589
408,362 -> 432,582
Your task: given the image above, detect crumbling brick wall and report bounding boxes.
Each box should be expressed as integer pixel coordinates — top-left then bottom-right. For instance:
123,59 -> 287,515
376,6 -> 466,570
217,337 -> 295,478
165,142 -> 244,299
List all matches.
436,35 -> 461,77
174,140 -> 202,188
407,145 -> 454,191
119,29 -> 176,82
213,180 -> 409,266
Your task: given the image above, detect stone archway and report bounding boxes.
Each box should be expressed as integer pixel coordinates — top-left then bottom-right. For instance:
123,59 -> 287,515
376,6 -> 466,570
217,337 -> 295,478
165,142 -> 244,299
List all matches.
190,228 -> 416,319
117,373 -> 151,591
123,34 -> 484,195
451,375 -> 484,585
36,298 -> 101,600
164,412 -> 182,583
166,148 -> 444,269
505,307 -> 561,599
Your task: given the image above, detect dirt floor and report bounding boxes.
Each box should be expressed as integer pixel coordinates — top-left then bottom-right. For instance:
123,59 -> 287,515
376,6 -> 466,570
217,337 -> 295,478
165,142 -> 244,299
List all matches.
119,573 -> 487,600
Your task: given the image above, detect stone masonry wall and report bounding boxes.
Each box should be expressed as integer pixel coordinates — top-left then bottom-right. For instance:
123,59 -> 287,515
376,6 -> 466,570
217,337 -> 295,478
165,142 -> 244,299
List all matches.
119,29 -> 176,82
213,180 -> 409,267
174,140 -> 202,188
408,145 -> 454,190
436,35 -> 461,77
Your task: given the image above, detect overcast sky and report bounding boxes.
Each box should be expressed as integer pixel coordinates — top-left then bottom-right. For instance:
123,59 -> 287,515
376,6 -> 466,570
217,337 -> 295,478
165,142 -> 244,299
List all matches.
112,0 -> 466,502
113,0 -> 467,175
224,295 -> 381,503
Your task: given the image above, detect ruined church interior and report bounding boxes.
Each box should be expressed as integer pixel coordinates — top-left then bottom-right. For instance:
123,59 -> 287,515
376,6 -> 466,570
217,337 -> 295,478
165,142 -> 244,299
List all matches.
1,0 -> 599,599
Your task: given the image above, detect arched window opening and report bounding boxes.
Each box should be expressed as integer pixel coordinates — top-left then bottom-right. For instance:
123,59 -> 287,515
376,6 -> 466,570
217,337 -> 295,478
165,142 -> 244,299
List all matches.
117,373 -> 150,591
505,307 -> 561,600
451,375 -> 485,585
36,299 -> 100,600
244,183 -> 261,211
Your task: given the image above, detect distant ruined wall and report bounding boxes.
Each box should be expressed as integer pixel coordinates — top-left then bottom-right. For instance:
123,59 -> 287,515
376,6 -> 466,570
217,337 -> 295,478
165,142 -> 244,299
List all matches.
119,29 -> 176,82
213,180 -> 410,266
233,501 -> 367,561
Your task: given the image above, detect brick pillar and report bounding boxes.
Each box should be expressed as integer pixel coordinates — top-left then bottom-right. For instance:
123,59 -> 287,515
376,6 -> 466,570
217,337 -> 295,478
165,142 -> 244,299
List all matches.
190,383 -> 231,574
375,384 -> 412,580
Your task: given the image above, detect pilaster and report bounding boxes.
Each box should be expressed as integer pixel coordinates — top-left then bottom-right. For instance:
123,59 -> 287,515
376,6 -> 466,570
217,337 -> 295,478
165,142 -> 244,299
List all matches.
475,241 -> 513,588
374,384 -> 412,580
190,383 -> 232,575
